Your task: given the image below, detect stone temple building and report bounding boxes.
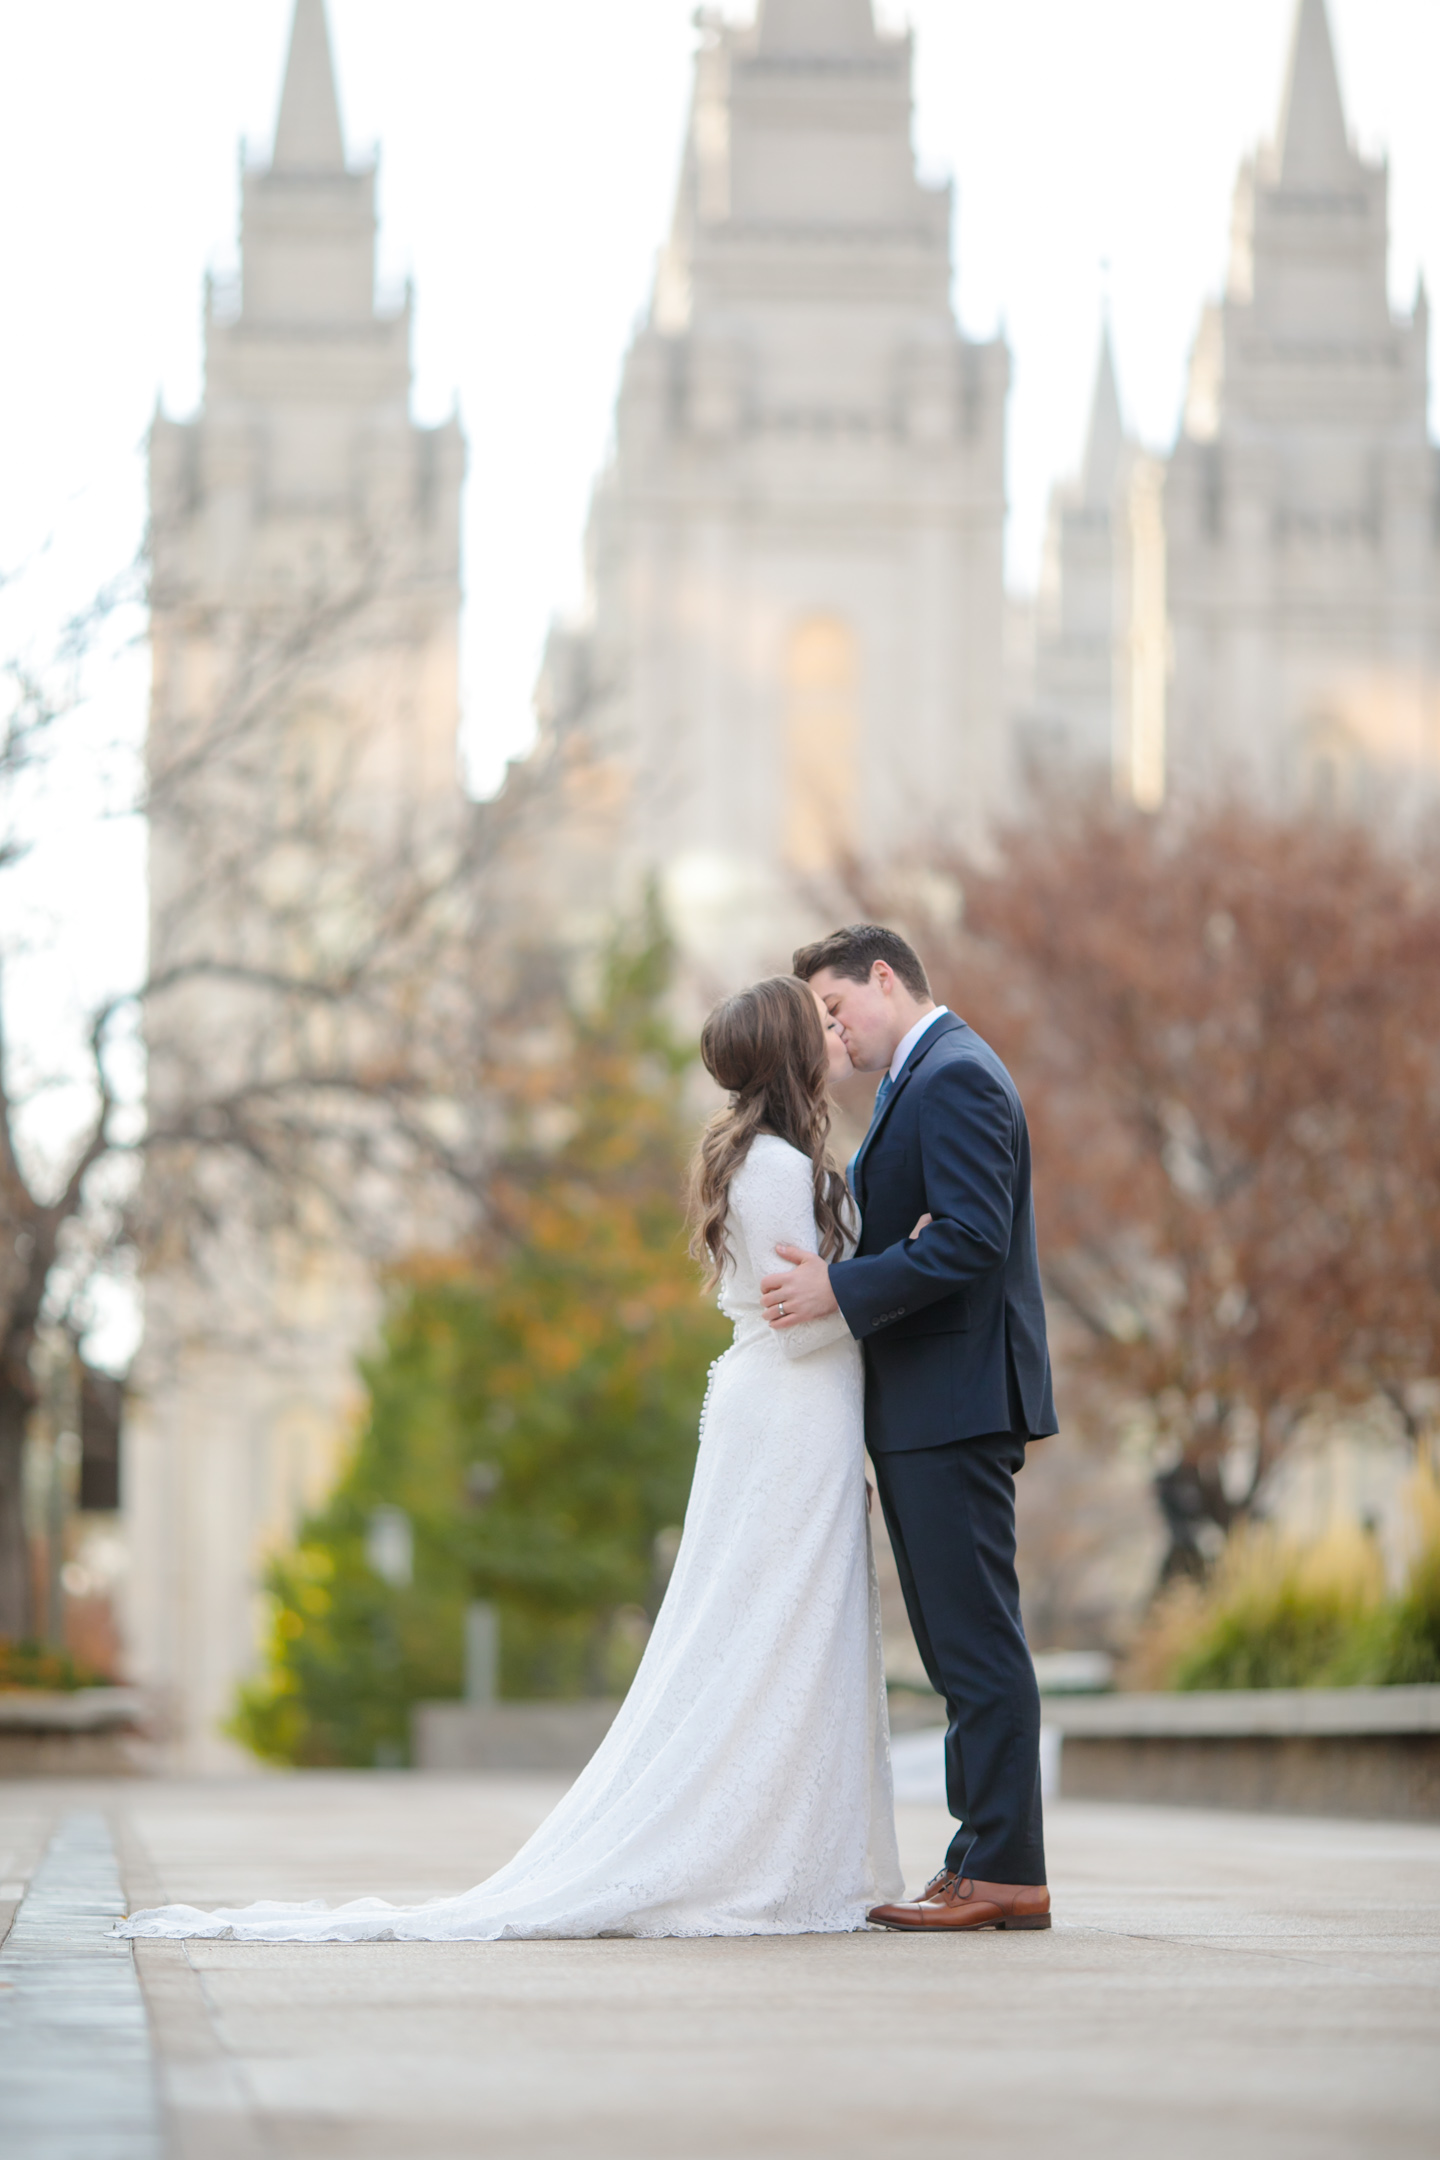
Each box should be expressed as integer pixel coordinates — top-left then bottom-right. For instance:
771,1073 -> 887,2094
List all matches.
1166,0 -> 1437,811
1036,0 -> 1440,814
515,0 -> 1010,986
123,0 -> 1440,1757
128,0 -> 464,1767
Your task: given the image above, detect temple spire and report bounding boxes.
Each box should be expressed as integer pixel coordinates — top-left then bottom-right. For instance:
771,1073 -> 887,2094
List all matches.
273,0 -> 346,172
1080,323 -> 1125,510
1275,0 -> 1351,187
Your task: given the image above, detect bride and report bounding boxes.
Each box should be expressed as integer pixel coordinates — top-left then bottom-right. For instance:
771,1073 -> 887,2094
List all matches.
121,975 -> 902,1942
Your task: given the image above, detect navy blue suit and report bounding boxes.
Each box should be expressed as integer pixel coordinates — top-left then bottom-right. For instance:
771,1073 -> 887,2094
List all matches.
830,1011 -> 1055,1885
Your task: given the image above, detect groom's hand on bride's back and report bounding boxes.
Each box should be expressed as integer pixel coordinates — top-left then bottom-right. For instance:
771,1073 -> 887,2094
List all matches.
761,1247 -> 840,1327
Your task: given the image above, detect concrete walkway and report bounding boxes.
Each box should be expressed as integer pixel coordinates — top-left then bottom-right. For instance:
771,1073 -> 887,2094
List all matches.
0,1808 -> 161,2159
1,1773 -> 1436,2160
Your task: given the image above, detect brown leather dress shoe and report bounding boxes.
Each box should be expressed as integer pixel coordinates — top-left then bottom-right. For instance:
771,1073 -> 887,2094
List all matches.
868,1875 -> 1051,1931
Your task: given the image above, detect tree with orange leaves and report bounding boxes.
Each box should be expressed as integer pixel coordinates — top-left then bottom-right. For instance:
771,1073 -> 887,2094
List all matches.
233,912 -> 730,1765
890,801 -> 1440,1578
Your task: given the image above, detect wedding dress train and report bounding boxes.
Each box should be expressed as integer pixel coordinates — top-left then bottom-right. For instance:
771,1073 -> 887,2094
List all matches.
120,1136 -> 902,1941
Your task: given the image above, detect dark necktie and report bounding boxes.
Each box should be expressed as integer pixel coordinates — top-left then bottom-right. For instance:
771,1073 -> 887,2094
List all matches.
847,1070 -> 895,1193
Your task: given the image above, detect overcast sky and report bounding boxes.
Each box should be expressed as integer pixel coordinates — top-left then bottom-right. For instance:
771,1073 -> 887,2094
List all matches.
4,0 -> 1440,800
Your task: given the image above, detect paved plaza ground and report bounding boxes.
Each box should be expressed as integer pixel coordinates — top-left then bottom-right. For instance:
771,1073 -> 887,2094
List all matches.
1,1769 -> 1437,2160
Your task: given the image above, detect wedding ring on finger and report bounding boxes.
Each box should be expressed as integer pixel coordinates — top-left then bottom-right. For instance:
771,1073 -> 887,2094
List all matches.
778,1302 -> 786,1317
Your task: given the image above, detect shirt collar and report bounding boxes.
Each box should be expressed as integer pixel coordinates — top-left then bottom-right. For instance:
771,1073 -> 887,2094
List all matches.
889,1005 -> 949,1085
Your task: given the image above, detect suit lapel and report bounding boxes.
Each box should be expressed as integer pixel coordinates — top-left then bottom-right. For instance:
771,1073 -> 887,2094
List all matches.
854,1011 -> 965,1208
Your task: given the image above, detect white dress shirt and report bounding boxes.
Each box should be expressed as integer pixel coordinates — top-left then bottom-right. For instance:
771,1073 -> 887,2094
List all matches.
846,1007 -> 952,1196
888,1004 -> 949,1085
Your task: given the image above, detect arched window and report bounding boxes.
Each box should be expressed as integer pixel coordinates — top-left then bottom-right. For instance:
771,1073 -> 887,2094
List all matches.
784,615 -> 858,871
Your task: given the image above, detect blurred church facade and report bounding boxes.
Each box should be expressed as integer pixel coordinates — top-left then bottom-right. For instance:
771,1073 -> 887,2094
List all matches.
1027,0 -> 1440,818
123,0 -> 1440,1758
500,0 -> 1009,987
130,0 -> 464,1768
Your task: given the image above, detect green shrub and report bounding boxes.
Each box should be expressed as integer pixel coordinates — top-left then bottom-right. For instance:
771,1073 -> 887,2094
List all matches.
1168,1527 -> 1384,1691
0,1640 -> 108,1692
231,913 -> 731,1767
1366,1473 -> 1440,1684
1131,1468 -> 1440,1691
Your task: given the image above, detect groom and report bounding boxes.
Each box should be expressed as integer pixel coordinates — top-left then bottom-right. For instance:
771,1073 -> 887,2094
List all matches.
762,923 -> 1056,1932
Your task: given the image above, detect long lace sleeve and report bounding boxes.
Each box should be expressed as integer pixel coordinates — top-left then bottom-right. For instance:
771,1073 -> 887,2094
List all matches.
733,1145 -> 855,1361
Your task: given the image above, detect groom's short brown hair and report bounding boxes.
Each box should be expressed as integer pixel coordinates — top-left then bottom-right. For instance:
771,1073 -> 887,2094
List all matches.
793,923 -> 932,1000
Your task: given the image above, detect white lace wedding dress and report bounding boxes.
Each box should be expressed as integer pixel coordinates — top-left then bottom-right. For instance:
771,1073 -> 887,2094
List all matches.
121,1135 -> 901,1942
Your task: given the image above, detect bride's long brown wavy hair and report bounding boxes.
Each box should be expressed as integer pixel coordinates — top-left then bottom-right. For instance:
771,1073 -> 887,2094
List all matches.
688,975 -> 852,1290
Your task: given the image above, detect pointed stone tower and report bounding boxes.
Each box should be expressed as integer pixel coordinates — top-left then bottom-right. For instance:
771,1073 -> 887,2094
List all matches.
130,0 -> 465,1768
1030,326 -> 1132,773
1164,0 -> 1438,809
1027,327 -> 1168,807
520,0 -> 1009,982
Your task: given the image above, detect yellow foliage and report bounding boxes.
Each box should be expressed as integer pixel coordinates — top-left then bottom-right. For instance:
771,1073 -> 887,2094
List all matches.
1124,1519 -> 1386,1692
1399,1460 -> 1440,1568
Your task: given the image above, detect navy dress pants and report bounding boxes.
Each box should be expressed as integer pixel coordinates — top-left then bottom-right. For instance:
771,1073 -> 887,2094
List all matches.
873,1431 -> 1046,1886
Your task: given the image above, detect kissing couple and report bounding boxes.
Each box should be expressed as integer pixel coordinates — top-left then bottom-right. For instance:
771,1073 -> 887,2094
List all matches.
122,922 -> 1057,1944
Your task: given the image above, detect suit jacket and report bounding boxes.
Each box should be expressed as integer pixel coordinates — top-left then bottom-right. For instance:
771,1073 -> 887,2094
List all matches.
829,1011 -> 1057,1454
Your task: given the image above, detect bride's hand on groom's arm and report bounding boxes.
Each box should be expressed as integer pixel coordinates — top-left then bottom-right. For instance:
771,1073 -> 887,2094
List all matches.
760,1247 -> 840,1327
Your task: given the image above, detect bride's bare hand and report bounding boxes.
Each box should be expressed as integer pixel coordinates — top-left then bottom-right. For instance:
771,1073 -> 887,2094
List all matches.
909,1212 -> 933,1241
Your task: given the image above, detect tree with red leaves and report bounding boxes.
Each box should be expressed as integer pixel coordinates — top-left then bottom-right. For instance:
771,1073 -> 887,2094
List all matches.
890,802 -> 1440,1579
